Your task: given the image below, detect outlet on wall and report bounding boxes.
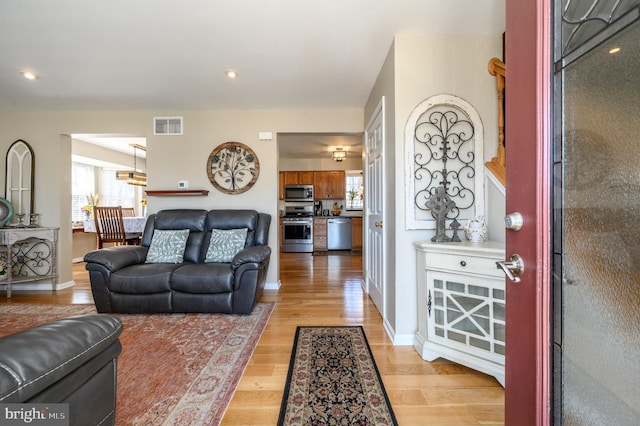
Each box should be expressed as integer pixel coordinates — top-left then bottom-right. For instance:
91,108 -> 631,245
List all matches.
178,180 -> 188,189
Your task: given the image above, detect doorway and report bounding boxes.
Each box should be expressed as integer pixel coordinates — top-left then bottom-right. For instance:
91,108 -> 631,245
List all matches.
71,134 -> 146,261
277,132 -> 364,279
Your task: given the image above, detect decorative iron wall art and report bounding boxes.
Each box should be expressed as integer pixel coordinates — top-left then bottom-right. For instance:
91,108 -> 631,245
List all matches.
405,94 -> 484,230
207,142 -> 260,194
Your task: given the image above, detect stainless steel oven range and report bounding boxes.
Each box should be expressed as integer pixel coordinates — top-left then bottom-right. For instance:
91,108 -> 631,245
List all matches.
281,204 -> 313,253
282,216 -> 313,252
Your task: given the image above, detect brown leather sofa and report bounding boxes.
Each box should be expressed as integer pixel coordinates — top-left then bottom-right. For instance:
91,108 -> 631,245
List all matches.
0,315 -> 123,426
84,209 -> 272,314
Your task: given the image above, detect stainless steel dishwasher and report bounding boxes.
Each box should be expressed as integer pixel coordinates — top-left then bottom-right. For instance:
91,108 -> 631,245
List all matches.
327,217 -> 352,250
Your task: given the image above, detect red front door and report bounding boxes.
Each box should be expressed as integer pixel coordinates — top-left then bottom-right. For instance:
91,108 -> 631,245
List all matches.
504,0 -> 552,424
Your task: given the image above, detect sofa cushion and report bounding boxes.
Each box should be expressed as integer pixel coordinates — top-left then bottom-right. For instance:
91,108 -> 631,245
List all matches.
206,210 -> 259,246
171,263 -> 233,293
109,264 -> 177,293
146,229 -> 190,263
205,228 -> 248,263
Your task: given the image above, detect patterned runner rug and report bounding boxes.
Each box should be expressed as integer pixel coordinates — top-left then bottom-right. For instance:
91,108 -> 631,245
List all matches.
312,250 -> 362,256
0,302 -> 274,425
278,326 -> 397,426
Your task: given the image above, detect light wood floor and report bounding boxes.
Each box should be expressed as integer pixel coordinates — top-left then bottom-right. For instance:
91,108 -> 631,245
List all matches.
2,253 -> 504,425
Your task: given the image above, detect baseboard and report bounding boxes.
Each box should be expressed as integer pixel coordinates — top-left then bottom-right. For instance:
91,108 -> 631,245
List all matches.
381,318 -> 414,346
264,280 -> 280,290
392,332 -> 415,346
0,279 -> 75,291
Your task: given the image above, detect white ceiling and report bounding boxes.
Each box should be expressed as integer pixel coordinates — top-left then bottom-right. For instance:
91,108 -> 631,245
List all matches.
0,0 -> 504,111
1,0 -> 504,158
278,133 -> 363,160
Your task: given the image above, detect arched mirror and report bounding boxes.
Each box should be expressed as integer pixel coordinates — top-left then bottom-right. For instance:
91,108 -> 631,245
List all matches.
5,139 -> 34,223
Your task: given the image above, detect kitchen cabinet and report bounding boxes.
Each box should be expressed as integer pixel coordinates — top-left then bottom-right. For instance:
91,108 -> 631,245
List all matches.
313,218 -> 327,251
279,171 -> 314,200
351,217 -> 362,250
413,241 -> 506,386
280,170 -> 346,200
284,171 -> 314,185
313,171 -> 345,199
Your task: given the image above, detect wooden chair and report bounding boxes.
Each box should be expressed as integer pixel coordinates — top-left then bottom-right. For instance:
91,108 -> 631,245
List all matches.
93,206 -> 141,249
121,207 -> 135,217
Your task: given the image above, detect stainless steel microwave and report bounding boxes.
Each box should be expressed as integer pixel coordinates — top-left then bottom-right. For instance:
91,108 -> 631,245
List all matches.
284,185 -> 313,202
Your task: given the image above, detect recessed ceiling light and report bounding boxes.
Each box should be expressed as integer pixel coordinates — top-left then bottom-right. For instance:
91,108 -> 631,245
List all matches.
609,47 -> 621,54
21,71 -> 37,80
225,69 -> 238,79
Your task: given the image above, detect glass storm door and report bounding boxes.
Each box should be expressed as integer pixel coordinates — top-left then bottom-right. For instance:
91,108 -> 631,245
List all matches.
553,1 -> 640,423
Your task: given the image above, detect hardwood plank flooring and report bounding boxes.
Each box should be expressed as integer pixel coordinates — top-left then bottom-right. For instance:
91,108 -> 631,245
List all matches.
0,253 -> 505,425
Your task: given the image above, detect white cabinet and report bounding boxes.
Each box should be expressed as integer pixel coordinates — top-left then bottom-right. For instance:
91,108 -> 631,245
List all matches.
414,241 -> 506,386
0,227 -> 59,298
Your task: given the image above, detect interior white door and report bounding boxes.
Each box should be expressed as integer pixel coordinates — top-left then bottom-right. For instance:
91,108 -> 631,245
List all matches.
365,97 -> 385,315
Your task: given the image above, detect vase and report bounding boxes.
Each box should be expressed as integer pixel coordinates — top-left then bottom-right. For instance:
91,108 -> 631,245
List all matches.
464,217 -> 488,243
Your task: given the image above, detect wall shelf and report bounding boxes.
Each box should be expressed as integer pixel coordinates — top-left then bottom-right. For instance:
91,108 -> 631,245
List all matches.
145,190 -> 209,197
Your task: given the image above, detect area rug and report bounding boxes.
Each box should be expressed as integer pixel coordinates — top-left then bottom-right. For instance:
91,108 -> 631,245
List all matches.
278,326 -> 397,426
0,302 -> 274,425
312,250 -> 362,256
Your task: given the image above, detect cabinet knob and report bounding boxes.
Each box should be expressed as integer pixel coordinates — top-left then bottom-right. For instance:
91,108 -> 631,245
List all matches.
460,260 -> 467,267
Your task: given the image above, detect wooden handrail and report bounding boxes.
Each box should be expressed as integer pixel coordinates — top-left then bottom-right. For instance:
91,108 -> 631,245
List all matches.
486,57 -> 506,187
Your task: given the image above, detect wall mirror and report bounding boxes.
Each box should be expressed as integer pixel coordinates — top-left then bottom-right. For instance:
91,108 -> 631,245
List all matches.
5,139 -> 35,222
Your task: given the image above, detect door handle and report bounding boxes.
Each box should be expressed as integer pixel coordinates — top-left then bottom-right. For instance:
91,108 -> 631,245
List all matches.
496,254 -> 524,283
375,221 -> 383,228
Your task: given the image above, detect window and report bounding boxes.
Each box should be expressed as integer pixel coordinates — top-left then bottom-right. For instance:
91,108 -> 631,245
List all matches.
71,163 -> 139,222
71,163 -> 95,222
345,172 -> 363,210
100,169 -> 136,209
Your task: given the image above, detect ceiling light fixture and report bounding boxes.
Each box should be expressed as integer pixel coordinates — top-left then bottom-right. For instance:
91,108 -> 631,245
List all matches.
609,47 -> 621,54
332,147 -> 347,162
225,69 -> 238,79
116,144 -> 147,186
21,71 -> 37,80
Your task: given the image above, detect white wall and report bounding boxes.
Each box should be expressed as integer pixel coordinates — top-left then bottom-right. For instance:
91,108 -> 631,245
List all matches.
365,33 -> 505,343
279,157 -> 362,171
72,138 -> 147,171
365,41 -> 397,335
0,109 -> 363,287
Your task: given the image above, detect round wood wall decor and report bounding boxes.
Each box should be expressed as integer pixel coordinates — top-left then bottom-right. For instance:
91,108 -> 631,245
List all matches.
207,142 -> 260,194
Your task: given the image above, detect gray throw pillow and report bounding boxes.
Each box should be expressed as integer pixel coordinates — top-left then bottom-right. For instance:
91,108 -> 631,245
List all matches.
146,229 -> 190,263
205,228 -> 248,263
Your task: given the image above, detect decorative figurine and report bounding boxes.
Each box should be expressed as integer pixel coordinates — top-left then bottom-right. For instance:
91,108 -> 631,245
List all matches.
425,185 -> 456,243
450,218 -> 462,242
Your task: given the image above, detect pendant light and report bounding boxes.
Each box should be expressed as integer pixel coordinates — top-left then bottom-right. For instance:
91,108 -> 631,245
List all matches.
332,147 -> 347,162
116,144 -> 147,186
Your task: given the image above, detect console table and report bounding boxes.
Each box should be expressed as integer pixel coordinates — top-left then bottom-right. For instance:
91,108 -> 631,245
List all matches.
414,240 -> 506,386
0,227 -> 59,298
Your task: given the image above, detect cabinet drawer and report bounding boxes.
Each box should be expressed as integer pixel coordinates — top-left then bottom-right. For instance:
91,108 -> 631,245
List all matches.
425,252 -> 502,278
314,236 -> 327,250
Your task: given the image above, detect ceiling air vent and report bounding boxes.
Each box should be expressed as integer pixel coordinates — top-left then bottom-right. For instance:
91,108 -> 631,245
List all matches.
153,117 -> 183,135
